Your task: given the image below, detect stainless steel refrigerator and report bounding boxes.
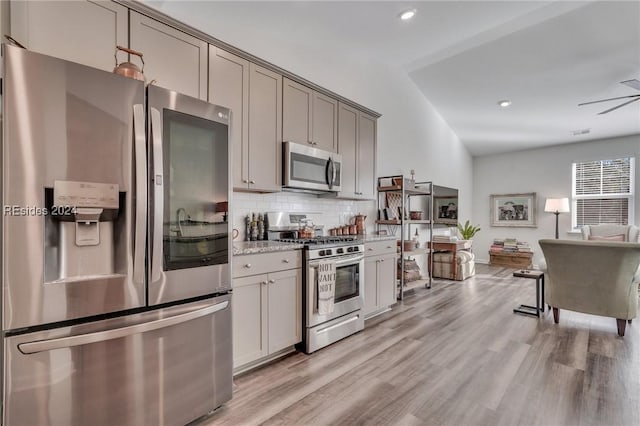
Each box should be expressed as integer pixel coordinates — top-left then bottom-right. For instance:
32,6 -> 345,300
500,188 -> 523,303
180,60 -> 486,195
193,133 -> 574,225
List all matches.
1,45 -> 232,425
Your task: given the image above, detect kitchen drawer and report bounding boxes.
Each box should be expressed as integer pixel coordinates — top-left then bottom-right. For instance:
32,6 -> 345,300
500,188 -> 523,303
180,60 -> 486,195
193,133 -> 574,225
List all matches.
365,240 -> 397,258
233,250 -> 301,278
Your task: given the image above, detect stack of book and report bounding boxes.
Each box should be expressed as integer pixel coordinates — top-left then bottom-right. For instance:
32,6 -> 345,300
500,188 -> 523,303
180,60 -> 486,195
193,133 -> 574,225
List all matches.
490,238 -> 505,253
503,238 -> 518,252
490,238 -> 531,253
516,241 -> 533,253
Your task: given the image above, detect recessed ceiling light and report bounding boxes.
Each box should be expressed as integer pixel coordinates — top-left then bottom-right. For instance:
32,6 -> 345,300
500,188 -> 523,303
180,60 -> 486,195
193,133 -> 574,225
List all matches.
399,9 -> 417,21
498,100 -> 512,108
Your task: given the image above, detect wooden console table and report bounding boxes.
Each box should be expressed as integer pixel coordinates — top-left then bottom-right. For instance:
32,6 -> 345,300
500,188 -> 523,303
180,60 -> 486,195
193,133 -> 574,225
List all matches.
431,240 -> 472,280
489,251 -> 533,269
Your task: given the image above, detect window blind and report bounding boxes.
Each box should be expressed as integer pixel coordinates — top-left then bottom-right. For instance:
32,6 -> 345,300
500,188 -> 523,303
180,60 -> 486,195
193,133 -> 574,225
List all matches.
575,198 -> 629,226
573,157 -> 633,228
575,158 -> 631,196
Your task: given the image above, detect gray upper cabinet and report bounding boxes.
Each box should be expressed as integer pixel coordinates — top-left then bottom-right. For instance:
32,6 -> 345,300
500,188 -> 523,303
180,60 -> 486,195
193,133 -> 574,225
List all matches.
337,102 -> 377,199
209,47 -> 250,189
338,103 -> 359,198
10,0 -> 128,72
357,111 -> 377,199
283,78 -> 313,146
247,64 -> 283,192
130,11 -> 207,100
210,48 -> 282,192
283,77 -> 337,152
312,92 -> 338,152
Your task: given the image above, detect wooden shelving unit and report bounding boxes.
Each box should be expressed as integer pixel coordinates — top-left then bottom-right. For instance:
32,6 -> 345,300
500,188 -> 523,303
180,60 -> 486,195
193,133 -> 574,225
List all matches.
376,175 -> 433,300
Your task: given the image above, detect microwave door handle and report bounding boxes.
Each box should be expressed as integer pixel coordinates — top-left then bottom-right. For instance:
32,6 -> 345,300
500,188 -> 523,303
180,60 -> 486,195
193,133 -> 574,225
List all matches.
150,107 -> 164,285
326,158 -> 334,190
331,158 -> 337,186
132,104 -> 147,287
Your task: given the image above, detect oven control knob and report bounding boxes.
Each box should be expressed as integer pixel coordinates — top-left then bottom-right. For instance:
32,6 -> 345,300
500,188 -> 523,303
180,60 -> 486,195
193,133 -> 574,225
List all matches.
326,249 -> 333,256
337,248 -> 344,254
347,247 -> 353,252
319,250 -> 326,256
352,246 -> 359,252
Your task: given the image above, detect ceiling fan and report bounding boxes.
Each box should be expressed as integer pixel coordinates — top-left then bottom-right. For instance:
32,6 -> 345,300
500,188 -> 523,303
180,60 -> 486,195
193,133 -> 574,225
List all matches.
578,79 -> 640,114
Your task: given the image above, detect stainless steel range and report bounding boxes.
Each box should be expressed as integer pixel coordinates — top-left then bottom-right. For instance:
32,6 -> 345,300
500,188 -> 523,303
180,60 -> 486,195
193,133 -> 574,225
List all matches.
266,213 -> 365,353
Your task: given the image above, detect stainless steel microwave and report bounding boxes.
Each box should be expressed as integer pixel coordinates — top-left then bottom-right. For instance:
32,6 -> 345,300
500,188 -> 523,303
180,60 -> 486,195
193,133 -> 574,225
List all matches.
283,141 -> 342,192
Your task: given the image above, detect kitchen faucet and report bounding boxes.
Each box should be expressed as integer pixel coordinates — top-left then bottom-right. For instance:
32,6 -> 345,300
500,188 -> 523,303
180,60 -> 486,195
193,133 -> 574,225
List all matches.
176,208 -> 188,237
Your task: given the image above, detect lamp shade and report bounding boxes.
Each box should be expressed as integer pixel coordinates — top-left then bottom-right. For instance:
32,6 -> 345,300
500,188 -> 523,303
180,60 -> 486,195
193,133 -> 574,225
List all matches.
544,198 -> 570,213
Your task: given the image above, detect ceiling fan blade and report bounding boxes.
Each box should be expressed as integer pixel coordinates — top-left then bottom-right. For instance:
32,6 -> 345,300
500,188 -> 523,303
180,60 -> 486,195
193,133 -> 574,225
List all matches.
598,97 -> 640,115
578,94 -> 640,106
621,79 -> 640,91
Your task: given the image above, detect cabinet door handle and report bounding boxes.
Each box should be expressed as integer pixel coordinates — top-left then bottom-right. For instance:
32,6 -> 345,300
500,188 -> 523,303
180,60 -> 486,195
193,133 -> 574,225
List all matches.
249,180 -> 256,184
307,141 -> 314,145
242,179 -> 248,183
261,281 -> 267,285
282,259 -> 290,263
386,246 -> 393,249
380,259 -> 385,263
268,279 -> 275,284
367,248 -> 373,251
244,264 -> 252,268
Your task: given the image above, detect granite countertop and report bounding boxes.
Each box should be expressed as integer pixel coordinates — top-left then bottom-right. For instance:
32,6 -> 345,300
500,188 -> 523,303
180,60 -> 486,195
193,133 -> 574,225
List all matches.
362,234 -> 397,243
233,241 -> 304,255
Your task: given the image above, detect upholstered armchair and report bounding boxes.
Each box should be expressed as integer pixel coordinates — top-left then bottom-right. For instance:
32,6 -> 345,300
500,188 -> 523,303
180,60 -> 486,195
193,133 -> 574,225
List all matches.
581,224 -> 640,242
539,239 -> 640,336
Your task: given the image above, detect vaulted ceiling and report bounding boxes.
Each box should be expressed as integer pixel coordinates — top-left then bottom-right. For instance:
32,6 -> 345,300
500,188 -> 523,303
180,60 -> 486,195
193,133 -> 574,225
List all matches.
148,1 -> 640,156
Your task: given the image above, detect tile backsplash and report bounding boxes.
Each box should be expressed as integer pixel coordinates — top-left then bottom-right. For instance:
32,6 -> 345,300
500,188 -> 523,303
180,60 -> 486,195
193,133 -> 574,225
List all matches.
231,192 -> 377,240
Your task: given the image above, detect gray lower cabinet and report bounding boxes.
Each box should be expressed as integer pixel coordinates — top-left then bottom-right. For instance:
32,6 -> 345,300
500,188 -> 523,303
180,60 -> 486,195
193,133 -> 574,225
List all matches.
210,48 -> 282,192
283,77 -> 337,153
130,11 -> 207,100
363,242 -> 397,317
232,252 -> 302,371
337,102 -> 377,199
9,0 -> 128,72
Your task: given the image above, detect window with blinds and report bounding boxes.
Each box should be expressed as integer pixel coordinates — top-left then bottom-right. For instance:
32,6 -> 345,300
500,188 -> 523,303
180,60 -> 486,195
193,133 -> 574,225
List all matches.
572,157 -> 634,228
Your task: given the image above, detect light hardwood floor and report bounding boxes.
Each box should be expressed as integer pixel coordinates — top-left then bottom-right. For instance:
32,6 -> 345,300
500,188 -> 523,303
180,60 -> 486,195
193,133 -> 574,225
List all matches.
199,264 -> 640,426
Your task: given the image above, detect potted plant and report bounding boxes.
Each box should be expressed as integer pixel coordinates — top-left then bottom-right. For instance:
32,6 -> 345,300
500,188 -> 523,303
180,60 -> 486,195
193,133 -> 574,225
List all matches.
457,220 -> 481,241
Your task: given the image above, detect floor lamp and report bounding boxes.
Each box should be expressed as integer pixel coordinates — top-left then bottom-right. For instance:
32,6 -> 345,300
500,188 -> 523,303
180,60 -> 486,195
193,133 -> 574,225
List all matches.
544,198 -> 570,239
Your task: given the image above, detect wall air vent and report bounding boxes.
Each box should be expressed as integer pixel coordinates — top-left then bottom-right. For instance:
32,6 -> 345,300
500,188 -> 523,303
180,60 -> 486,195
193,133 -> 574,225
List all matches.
571,128 -> 591,136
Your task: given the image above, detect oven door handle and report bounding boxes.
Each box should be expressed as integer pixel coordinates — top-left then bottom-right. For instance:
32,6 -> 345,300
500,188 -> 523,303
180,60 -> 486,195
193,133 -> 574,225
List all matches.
308,254 -> 363,267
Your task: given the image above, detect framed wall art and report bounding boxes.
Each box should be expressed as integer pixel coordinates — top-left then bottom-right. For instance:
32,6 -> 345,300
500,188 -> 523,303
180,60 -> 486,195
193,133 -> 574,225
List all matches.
490,192 -> 537,227
433,196 -> 458,225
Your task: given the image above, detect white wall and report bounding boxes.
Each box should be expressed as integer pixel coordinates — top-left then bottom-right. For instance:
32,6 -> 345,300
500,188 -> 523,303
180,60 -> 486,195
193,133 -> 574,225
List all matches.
472,134 -> 640,266
148,2 -> 474,241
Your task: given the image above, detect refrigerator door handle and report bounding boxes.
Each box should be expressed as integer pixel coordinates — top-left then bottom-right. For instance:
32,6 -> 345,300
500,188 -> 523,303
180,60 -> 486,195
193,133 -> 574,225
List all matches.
150,107 -> 164,284
17,300 -> 229,354
133,104 -> 147,287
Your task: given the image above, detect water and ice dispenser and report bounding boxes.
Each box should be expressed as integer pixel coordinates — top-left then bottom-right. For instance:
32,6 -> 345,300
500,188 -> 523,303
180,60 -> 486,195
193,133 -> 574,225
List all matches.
44,180 -> 125,282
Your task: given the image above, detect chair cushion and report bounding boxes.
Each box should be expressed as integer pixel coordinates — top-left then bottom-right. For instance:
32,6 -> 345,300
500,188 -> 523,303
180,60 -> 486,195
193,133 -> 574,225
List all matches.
588,234 -> 626,242
581,224 -> 640,242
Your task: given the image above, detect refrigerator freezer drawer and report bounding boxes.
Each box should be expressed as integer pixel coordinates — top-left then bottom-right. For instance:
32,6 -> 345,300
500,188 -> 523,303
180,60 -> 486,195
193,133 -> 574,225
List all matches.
3,295 -> 232,426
